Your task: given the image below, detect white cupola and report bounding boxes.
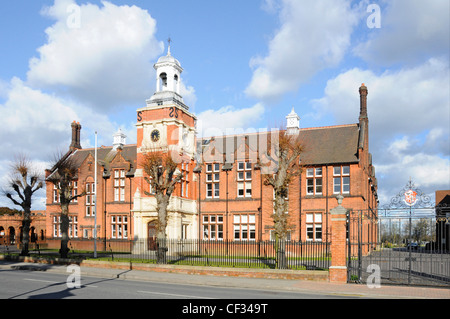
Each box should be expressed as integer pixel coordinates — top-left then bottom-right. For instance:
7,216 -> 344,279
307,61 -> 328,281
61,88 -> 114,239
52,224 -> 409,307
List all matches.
113,128 -> 127,150
148,39 -> 187,109
286,107 -> 300,135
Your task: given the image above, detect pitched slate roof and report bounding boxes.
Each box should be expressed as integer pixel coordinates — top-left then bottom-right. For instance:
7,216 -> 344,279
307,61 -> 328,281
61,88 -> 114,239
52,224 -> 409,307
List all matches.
48,122 -> 362,179
299,124 -> 360,165
196,123 -> 361,166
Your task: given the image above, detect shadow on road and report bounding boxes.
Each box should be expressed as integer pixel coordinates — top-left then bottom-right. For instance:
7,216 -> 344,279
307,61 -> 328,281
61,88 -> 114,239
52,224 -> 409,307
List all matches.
1,261 -> 133,299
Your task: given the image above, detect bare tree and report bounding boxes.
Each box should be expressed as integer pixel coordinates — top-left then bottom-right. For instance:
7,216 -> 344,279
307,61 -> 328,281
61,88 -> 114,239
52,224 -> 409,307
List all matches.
3,155 -> 43,256
141,150 -> 183,263
261,130 -> 303,268
47,152 -> 85,258
412,218 -> 430,246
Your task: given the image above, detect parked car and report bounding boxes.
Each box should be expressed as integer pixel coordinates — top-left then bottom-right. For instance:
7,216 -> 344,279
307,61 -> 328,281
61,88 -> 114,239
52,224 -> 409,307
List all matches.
407,243 -> 419,250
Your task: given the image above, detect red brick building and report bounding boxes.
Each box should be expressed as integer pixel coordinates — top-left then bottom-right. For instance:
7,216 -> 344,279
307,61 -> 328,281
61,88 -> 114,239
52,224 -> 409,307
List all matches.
195,83 -> 378,242
43,48 -> 378,246
0,209 -> 46,246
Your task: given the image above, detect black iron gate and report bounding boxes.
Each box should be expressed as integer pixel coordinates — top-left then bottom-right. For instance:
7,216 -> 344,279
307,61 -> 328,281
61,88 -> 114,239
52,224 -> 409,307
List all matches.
347,181 -> 450,287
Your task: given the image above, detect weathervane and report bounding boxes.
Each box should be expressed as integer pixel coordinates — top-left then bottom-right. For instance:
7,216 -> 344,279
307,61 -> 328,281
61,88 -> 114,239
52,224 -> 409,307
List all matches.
167,37 -> 172,56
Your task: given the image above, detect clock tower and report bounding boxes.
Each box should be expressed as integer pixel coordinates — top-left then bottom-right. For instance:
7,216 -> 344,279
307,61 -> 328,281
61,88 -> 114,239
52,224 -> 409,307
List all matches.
133,42 -> 198,241
136,42 -> 197,157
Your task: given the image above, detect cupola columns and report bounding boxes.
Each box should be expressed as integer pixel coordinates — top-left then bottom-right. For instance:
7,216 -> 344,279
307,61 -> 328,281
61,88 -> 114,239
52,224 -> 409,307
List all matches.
148,39 -> 187,109
153,43 -> 183,96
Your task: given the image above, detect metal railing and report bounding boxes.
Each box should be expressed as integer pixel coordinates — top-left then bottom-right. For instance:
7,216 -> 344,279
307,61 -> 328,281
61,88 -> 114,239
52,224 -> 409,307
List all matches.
347,210 -> 450,287
65,238 -> 331,270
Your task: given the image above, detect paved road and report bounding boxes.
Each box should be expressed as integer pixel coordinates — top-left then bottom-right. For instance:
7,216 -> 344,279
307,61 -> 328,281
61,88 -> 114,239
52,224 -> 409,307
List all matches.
0,267 -> 352,300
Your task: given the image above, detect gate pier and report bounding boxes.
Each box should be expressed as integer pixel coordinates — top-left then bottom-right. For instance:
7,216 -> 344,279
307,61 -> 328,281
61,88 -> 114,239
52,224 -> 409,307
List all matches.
329,195 -> 348,283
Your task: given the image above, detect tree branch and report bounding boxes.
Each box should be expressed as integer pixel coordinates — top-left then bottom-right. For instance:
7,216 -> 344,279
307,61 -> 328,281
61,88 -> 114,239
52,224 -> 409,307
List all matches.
12,184 -> 26,203
6,193 -> 24,208
32,182 -> 44,194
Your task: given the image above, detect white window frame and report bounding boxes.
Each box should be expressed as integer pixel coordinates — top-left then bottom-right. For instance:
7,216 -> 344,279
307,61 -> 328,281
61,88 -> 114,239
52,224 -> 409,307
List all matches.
306,213 -> 323,242
233,214 -> 256,241
202,214 -> 224,240
306,167 -> 322,196
206,163 -> 220,199
114,169 -> 126,202
333,165 -> 350,194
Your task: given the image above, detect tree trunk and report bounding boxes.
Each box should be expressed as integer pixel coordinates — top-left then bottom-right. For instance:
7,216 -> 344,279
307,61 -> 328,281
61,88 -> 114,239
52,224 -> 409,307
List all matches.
20,210 -> 31,256
156,195 -> 169,264
20,188 -> 33,256
60,203 -> 70,259
273,191 -> 289,269
275,236 -> 287,269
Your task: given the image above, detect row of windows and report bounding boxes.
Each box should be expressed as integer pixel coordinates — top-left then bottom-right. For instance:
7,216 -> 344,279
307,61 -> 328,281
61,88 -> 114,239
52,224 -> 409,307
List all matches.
52,169 -> 127,205
306,165 -> 350,196
52,165 -> 350,209
206,162 -> 253,199
202,214 -> 256,241
201,213 -> 323,242
52,215 -> 128,239
206,163 -> 351,199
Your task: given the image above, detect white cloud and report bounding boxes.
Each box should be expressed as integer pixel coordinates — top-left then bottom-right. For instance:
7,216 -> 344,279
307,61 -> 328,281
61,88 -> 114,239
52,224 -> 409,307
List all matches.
313,57 -> 449,142
179,81 -> 197,109
0,77 -> 79,159
197,103 -> 265,137
246,0 -> 359,102
0,77 -> 136,160
312,58 -> 450,205
354,0 -> 450,66
27,0 -> 164,110
0,78 -> 10,100
376,138 -> 450,205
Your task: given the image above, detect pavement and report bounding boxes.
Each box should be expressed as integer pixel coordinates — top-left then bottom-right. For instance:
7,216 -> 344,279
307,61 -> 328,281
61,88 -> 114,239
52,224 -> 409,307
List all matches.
0,260 -> 449,299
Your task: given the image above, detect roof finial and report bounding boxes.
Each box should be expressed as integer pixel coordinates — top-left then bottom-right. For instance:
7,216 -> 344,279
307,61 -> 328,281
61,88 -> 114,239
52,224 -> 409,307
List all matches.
167,37 -> 172,56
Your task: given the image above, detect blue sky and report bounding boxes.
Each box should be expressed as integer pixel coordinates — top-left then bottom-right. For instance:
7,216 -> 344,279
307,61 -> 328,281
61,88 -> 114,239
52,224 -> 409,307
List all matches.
0,0 -> 449,210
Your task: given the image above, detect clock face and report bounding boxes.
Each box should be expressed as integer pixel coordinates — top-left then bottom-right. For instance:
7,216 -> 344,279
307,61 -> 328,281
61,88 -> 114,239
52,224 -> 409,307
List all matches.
151,129 -> 160,142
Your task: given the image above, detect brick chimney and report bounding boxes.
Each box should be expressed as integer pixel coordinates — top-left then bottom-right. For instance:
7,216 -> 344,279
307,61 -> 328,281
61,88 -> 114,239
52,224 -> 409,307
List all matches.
70,121 -> 82,150
359,83 -> 368,121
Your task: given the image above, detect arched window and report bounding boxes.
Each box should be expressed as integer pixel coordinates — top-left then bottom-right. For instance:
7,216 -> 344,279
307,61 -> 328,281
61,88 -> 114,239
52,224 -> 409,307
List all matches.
30,227 -> 36,242
174,74 -> 179,92
160,73 -> 168,90
8,227 -> 15,244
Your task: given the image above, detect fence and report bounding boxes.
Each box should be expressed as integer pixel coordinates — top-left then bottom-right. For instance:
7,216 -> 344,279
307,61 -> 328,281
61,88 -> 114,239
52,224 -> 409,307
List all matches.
23,238 -> 330,270
347,209 -> 450,287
